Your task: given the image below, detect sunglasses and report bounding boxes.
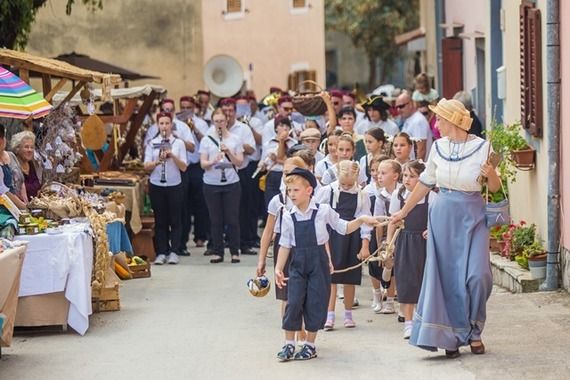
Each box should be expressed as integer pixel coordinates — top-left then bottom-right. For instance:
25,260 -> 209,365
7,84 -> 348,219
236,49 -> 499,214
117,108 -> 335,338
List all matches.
282,107 -> 293,112
333,101 -> 340,106
395,103 -> 409,110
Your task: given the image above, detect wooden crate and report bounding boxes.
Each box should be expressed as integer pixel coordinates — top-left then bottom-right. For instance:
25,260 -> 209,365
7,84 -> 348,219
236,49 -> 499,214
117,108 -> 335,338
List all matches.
92,282 -> 120,312
129,262 -> 151,279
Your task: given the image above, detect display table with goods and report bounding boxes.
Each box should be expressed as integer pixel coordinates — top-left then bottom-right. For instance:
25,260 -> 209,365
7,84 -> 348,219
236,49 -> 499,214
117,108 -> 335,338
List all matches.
0,244 -> 27,353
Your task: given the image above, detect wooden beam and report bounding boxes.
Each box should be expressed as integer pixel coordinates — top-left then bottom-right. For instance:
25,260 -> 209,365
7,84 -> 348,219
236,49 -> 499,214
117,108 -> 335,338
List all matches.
76,99 -> 137,124
119,91 -> 158,162
60,81 -> 86,106
0,57 -> 90,82
45,78 -> 68,102
19,68 -> 29,83
41,74 -> 52,97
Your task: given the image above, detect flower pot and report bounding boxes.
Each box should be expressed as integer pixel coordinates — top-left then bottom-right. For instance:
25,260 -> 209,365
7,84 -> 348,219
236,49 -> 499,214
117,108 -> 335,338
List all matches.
528,254 -> 547,279
511,147 -> 535,169
489,238 -> 502,252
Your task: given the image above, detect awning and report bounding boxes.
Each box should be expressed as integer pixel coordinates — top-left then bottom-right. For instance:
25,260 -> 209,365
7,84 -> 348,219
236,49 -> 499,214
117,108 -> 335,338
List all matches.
51,84 -> 166,105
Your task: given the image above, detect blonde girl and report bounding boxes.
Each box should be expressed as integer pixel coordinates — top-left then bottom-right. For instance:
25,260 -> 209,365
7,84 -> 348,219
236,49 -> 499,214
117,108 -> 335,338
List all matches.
315,160 -> 372,329
321,133 -> 367,186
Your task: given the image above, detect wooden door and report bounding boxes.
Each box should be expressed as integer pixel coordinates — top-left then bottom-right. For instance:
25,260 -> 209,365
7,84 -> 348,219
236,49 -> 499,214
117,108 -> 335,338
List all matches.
441,37 -> 464,99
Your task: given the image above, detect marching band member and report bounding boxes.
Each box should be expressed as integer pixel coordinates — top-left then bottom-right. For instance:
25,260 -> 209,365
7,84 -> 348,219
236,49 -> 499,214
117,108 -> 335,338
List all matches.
144,112 -> 188,265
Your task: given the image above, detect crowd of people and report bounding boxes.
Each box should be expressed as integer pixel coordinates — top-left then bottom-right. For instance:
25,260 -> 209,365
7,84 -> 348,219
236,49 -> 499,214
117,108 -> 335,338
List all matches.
142,73 -> 498,361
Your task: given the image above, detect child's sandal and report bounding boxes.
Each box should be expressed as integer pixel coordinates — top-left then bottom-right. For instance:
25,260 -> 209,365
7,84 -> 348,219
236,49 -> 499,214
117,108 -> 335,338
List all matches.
324,320 -> 335,331
294,344 -> 317,360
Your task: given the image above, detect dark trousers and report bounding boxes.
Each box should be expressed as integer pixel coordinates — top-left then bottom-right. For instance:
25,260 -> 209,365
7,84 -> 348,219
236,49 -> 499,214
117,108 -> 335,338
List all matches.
185,163 -> 210,243
238,161 -> 260,248
203,182 -> 241,256
149,183 -> 183,255
264,170 -> 283,211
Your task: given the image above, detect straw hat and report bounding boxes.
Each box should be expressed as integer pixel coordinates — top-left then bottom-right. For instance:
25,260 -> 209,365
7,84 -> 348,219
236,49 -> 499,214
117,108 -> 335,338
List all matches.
80,114 -> 106,150
429,98 -> 473,131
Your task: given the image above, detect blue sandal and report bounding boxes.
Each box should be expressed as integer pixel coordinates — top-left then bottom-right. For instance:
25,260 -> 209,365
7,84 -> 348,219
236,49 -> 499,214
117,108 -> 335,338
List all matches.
294,344 -> 317,360
277,344 -> 295,362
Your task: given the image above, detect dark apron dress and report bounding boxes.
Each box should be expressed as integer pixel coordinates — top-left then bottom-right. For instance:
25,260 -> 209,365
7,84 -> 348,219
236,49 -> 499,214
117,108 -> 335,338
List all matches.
282,206 -> 331,332
329,191 -> 362,285
369,194 -> 393,288
273,194 -> 290,301
394,194 -> 429,304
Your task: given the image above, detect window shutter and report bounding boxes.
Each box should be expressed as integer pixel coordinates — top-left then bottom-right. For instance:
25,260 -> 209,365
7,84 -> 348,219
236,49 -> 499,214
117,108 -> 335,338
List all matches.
293,0 -> 306,8
227,0 -> 242,13
520,2 -> 542,137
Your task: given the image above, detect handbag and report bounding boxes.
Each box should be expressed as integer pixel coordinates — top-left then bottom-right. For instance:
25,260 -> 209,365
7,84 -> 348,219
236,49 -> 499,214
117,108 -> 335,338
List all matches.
485,177 -> 510,227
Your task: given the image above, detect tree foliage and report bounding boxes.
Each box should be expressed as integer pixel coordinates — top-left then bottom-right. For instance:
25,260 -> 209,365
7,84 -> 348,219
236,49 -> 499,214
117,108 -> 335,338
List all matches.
325,0 -> 419,88
0,0 -> 103,50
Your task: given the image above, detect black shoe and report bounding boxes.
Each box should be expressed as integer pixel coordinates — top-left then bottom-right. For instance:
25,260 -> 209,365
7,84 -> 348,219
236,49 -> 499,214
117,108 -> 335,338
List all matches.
398,315 -> 405,323
231,255 -> 240,264
179,249 -> 191,257
203,249 -> 216,256
210,256 -> 223,264
241,247 -> 257,255
445,349 -> 460,359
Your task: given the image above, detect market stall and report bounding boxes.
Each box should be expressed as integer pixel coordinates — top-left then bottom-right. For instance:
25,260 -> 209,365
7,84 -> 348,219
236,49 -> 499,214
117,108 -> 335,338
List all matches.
0,244 -> 27,351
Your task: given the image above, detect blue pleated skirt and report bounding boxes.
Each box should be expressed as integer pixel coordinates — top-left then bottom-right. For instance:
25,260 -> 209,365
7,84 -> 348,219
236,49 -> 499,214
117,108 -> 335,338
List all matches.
410,189 -> 493,351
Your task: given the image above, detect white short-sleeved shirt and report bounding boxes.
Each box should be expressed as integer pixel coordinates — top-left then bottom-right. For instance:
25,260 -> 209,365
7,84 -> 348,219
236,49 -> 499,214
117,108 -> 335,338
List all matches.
321,162 -> 368,187
248,116 -> 265,162
419,136 -> 490,192
279,198 -> 349,248
208,121 -> 255,170
144,135 -> 187,187
389,188 -> 438,215
402,111 -> 433,159
261,138 -> 297,172
355,119 -> 400,136
412,88 -> 439,103
267,192 -> 294,234
199,132 -> 243,185
315,183 -> 372,240
315,155 -> 333,181
186,116 -> 210,164
373,185 -> 401,216
144,119 -> 196,162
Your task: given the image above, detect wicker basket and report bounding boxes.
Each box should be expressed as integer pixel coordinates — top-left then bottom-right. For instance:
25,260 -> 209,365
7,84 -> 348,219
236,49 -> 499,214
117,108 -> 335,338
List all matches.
292,80 -> 327,116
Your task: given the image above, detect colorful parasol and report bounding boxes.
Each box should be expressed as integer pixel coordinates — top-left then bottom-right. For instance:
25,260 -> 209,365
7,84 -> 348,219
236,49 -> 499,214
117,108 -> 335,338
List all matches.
0,67 -> 53,119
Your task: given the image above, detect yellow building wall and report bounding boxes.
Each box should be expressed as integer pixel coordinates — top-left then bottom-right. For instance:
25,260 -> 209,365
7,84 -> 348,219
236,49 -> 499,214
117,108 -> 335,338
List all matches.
201,0 -> 326,98
27,0 -> 204,101
501,0 -> 549,239
420,0 -> 437,81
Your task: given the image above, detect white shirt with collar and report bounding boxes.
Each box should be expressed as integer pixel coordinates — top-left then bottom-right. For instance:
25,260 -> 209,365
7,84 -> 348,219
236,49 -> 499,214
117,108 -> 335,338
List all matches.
261,138 -> 298,172
144,118 -> 196,162
389,187 -> 438,215
186,115 -> 210,164
315,155 -> 333,181
373,184 -> 401,216
279,198 -> 349,248
247,116 -> 265,162
199,131 -> 243,185
144,135 -> 187,187
315,182 -> 372,240
209,121 -> 255,170
267,192 -> 294,234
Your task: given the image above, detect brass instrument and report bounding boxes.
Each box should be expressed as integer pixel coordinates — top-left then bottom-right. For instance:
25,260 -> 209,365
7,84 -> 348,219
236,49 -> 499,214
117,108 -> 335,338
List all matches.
218,125 -> 227,183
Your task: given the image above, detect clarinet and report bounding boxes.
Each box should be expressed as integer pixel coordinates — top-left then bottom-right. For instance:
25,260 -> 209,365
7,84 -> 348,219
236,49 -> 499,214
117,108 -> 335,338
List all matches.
160,129 -> 168,183
218,126 -> 227,183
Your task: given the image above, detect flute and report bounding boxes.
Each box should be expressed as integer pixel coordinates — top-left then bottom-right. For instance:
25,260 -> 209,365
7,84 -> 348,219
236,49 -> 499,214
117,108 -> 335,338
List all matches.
218,125 -> 227,183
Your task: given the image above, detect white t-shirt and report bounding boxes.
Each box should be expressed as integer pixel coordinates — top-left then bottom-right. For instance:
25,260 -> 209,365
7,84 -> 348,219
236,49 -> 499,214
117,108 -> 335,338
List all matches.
186,116 -> 210,164
248,116 -> 265,162
207,121 -> 255,170
144,119 -> 196,163
144,135 -> 187,187
199,132 -> 243,185
402,111 -> 433,160
419,136 -> 491,192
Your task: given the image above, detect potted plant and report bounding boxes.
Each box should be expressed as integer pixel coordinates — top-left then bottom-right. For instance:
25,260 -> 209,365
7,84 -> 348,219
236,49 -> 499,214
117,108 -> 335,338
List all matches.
510,221 -> 536,257
489,224 -> 509,252
487,121 -> 535,170
524,240 -> 547,279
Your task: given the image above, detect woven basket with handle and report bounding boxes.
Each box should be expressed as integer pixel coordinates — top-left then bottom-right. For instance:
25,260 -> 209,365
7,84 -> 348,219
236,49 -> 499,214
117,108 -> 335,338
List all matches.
292,80 -> 327,116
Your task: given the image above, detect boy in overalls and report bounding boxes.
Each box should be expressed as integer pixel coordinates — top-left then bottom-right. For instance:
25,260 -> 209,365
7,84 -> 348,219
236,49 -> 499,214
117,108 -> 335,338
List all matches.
275,168 -> 379,361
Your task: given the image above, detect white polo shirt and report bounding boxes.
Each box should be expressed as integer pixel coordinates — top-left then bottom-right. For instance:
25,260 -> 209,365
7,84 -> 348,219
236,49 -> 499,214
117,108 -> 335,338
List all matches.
199,132 -> 243,185
186,115 -> 210,164
144,135 -> 187,187
144,118 -> 196,162
402,111 -> 433,160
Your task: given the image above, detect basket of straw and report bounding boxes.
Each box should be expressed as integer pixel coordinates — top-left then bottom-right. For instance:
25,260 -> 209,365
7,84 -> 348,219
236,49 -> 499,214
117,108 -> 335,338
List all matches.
292,80 -> 327,116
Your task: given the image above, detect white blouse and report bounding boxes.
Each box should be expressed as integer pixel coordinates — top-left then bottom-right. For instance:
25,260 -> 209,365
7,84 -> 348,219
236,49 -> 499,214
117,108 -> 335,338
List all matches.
199,132 -> 243,186
144,135 -> 187,187
419,136 -> 490,192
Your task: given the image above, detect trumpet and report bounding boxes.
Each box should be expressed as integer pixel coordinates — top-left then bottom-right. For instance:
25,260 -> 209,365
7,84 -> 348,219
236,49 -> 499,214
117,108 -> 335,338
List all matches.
218,125 -> 227,183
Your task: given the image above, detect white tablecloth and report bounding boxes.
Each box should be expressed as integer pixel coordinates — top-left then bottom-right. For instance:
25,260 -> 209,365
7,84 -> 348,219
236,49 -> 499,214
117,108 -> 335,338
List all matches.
15,223 -> 93,335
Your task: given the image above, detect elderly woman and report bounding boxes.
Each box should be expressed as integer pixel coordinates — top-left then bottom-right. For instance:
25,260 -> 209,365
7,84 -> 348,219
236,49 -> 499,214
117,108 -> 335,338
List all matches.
0,124 -> 27,212
10,130 -> 43,201
391,98 -> 500,358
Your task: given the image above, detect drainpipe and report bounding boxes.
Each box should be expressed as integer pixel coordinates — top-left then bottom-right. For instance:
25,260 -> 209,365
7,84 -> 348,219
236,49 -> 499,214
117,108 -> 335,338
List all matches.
435,0 -> 444,92
541,0 -> 561,291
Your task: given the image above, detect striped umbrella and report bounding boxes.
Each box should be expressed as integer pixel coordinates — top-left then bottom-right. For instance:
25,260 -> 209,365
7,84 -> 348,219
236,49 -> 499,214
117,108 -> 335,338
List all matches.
0,67 -> 53,119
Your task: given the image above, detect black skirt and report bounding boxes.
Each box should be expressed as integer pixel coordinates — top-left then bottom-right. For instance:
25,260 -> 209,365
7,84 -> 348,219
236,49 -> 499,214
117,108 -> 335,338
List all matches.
330,228 -> 362,285
394,230 -> 426,304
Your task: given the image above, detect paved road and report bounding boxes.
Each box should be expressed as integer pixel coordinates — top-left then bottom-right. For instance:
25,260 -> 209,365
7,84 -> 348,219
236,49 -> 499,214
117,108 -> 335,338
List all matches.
2,248 -> 570,380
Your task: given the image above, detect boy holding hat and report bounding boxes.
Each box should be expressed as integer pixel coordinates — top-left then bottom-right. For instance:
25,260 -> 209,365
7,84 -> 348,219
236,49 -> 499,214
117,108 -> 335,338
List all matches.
275,168 -> 379,361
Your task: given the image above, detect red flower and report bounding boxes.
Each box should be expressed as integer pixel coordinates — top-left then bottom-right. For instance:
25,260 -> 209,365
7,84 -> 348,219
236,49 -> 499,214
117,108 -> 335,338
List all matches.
520,220 -> 527,226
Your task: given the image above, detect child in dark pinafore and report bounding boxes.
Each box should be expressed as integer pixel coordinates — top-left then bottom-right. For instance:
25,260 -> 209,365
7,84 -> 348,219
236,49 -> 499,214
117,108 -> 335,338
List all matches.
387,160 -> 437,339
274,168 -> 379,361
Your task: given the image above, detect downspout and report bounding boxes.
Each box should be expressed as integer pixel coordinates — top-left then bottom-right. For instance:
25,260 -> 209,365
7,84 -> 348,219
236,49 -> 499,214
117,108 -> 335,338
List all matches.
435,0 -> 444,92
542,0 -> 561,290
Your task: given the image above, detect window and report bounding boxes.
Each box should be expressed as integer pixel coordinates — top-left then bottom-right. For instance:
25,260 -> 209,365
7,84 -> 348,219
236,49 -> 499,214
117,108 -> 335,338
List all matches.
288,70 -> 317,92
519,1 -> 542,137
227,0 -> 242,13
293,0 -> 306,8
